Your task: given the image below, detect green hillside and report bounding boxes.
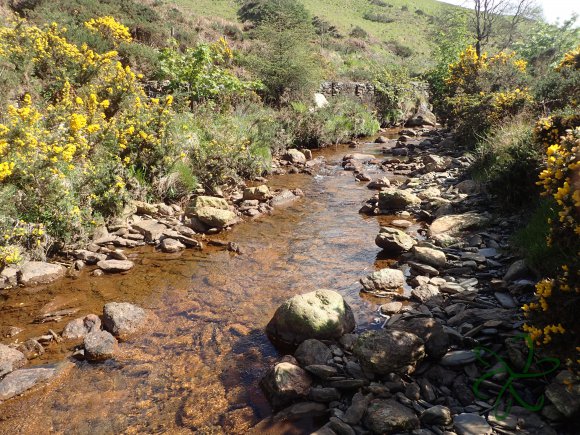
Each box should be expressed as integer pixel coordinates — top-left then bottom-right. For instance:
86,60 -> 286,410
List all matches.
172,0 -> 462,73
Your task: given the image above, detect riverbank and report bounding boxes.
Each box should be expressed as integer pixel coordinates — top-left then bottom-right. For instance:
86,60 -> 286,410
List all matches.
0,127 -> 576,433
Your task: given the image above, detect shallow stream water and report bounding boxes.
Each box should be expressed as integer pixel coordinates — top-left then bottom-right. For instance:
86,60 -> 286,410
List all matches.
0,134 -> 421,434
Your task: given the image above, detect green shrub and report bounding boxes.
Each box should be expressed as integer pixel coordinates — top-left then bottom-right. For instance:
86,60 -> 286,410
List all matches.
387,40 -> 413,58
362,12 -> 394,23
372,65 -> 415,125
349,25 -> 368,39
471,118 -> 543,207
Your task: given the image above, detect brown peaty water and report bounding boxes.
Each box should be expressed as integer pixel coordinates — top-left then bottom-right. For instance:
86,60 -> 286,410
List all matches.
0,133 -> 420,434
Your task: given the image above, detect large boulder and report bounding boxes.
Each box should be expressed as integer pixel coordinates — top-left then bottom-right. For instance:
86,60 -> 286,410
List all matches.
18,261 -> 65,286
282,149 -> 306,164
192,196 -> 229,210
363,399 -> 420,434
102,302 -> 149,340
429,212 -> 490,244
406,103 -> 436,127
62,314 -> 101,340
545,370 -> 580,419
266,289 -> 355,346
0,344 -> 27,378
393,318 -> 449,360
378,189 -> 421,211
260,362 -> 312,409
353,329 -> 425,375
195,207 -> 237,228
412,246 -> 447,268
375,227 -> 416,254
360,268 -> 405,294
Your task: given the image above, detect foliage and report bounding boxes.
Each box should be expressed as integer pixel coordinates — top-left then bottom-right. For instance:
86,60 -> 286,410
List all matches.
244,0 -> 323,104
237,0 -> 310,30
349,25 -> 368,39
522,127 -> 579,363
158,38 -> 261,106
471,117 -> 543,207
372,65 -> 415,125
84,16 -> 132,43
289,97 -> 379,148
362,12 -> 394,23
443,45 -> 531,143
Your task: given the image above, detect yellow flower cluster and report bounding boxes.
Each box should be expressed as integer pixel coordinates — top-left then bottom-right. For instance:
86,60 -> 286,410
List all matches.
557,45 -> 580,71
489,88 -> 532,122
84,16 -> 132,43
0,245 -> 21,268
523,323 -> 566,345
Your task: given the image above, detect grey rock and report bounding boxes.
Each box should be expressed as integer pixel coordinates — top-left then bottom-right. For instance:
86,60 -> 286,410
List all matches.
380,301 -> 403,315
0,366 -> 58,401
97,259 -> 134,273
441,350 -> 476,367
72,249 -> 107,264
375,227 -> 417,254
545,370 -> 580,418
413,246 -> 446,268
395,318 -> 449,360
160,238 -> 185,253
266,289 -> 355,346
363,399 -> 420,434
18,261 -> 65,286
379,189 -> 421,211
0,344 -> 26,378
310,387 -> 341,402
329,417 -> 355,435
422,154 -> 451,172
274,401 -> 326,421
420,405 -> 452,426
260,362 -> 312,409
295,339 -> 332,367
494,292 -> 516,308
270,189 -> 298,207
62,314 -> 101,340
243,185 -> 270,201
17,340 -> 44,359
132,220 -> 168,242
83,330 -> 118,361
342,392 -> 371,424
503,259 -> 531,282
361,268 -> 406,293
282,149 -> 307,164
453,413 -> 492,435
429,213 -> 489,244
305,364 -> 338,379
411,284 -> 441,304
195,206 -> 237,228
353,329 -> 425,375
102,302 -> 148,340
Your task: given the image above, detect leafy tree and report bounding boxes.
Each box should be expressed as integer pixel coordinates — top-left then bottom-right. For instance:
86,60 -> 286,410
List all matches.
242,0 -> 323,104
158,38 -> 261,106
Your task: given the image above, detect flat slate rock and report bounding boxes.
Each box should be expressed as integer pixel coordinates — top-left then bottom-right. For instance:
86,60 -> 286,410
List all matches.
0,367 -> 57,401
453,413 -> 493,435
441,350 -> 477,367
97,260 -> 134,273
18,261 -> 65,286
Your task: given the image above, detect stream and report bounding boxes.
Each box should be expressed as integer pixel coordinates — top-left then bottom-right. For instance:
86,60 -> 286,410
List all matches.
0,134 -> 416,433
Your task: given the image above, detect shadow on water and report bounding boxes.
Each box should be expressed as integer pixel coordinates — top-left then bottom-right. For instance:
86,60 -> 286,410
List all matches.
0,134 -> 408,433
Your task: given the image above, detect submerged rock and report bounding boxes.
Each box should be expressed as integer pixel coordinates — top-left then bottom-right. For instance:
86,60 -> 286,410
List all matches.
294,339 -> 332,367
97,259 -> 134,273
266,289 -> 355,346
0,366 -> 59,401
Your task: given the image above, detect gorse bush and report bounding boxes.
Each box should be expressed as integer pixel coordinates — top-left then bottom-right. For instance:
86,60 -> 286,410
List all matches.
443,45 -> 531,143
521,47 -> 579,365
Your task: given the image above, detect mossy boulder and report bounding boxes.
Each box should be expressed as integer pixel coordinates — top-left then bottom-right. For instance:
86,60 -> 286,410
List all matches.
266,289 -> 356,346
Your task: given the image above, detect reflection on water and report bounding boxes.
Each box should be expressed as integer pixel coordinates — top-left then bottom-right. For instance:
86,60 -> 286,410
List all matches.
0,137 -> 408,433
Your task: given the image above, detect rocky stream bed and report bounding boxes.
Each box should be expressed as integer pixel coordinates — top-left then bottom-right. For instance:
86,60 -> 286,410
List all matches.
0,127 -> 578,434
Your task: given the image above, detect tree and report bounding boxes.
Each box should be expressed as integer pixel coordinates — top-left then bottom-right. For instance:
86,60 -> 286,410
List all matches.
241,0 -> 323,104
471,0 -> 540,56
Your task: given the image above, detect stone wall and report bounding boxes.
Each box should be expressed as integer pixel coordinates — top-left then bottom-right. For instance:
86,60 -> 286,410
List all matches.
319,81 -> 376,104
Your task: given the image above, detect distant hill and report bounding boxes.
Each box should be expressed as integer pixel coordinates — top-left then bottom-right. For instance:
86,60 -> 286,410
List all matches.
171,0 -> 464,74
